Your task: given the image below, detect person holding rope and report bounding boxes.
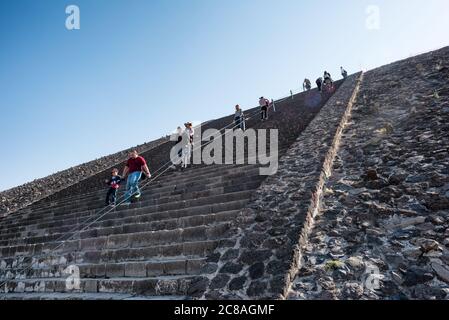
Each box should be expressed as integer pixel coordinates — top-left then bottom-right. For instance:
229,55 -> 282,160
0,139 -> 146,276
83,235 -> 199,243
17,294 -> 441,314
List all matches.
259,96 -> 270,121
121,150 -> 151,205
234,104 -> 246,130
181,122 -> 194,169
104,168 -> 124,206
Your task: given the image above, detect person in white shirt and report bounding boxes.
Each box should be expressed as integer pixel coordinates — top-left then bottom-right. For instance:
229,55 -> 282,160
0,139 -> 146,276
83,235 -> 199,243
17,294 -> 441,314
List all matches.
182,122 -> 194,169
234,105 -> 245,130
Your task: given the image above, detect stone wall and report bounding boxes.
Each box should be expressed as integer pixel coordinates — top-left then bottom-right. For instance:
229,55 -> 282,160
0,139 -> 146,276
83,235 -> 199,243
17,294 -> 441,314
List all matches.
200,72 -> 363,299
0,138 -> 168,217
288,46 -> 449,300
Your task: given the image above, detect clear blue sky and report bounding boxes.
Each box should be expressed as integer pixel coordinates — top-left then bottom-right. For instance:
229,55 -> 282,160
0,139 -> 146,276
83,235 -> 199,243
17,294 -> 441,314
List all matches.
1,0 -> 448,191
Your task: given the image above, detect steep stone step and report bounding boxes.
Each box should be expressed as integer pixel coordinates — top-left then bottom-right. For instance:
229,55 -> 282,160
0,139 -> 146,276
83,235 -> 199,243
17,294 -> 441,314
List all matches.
1,165 -> 261,225
0,177 -> 259,237
0,221 -> 233,259
1,239 -> 230,278
1,275 -> 207,296
1,209 -> 239,247
18,139 -> 285,216
0,198 -> 248,249
0,175 -> 257,233
22,163 -> 258,213
0,292 -> 189,300
1,257 -> 207,280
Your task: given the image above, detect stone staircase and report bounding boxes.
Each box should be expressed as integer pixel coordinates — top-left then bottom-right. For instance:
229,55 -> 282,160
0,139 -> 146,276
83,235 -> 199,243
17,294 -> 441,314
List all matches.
0,81 -> 344,300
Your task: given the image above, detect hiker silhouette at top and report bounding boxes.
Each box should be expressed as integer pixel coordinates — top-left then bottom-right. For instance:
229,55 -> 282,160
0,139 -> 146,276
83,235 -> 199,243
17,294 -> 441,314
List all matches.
341,67 -> 348,79
121,150 -> 151,205
303,78 -> 312,91
316,77 -> 323,92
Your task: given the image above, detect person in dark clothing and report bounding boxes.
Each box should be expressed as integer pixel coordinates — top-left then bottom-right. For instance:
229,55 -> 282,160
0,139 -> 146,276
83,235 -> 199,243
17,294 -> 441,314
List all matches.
176,126 -> 183,157
259,96 -> 269,121
316,77 -> 323,92
341,67 -> 348,79
303,78 -> 312,91
323,71 -> 333,85
105,168 -> 123,206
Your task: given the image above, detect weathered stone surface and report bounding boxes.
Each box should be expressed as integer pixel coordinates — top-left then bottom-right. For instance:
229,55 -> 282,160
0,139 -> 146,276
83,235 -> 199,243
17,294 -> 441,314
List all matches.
219,262 -> 243,274
228,276 -> 247,291
246,281 -> 267,297
431,262 -> 449,283
202,71 -> 363,299
2,46 -> 448,301
187,277 -> 210,297
288,46 -> 449,300
210,274 -> 230,290
248,263 -> 265,280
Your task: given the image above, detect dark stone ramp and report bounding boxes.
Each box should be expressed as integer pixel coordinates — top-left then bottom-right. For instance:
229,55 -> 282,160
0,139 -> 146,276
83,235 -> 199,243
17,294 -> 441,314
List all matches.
288,46 -> 449,300
202,73 -> 363,299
